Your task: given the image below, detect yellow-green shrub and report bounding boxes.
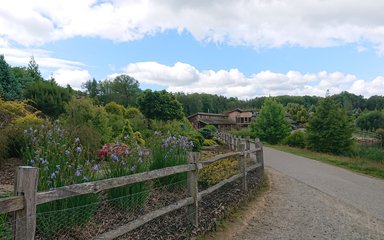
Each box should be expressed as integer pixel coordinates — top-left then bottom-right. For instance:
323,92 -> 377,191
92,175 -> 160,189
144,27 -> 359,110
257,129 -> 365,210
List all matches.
199,157 -> 239,187
203,139 -> 217,146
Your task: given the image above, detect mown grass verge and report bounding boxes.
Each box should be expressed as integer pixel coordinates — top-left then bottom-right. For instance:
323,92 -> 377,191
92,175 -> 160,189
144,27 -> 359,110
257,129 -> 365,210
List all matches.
268,144 -> 384,179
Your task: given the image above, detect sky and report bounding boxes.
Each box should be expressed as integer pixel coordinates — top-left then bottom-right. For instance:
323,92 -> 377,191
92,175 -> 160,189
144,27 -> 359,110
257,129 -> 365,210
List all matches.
1,0 -> 384,99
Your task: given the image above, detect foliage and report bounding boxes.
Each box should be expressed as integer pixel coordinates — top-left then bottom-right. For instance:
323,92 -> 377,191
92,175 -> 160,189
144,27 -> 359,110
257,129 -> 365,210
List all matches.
105,101 -> 126,116
0,99 -> 43,165
149,132 -> 193,186
0,55 -> 21,100
283,131 -> 306,148
101,143 -> 149,209
356,110 -> 384,131
376,128 -> 384,146
285,103 -> 309,125
351,145 -> 384,162
198,157 -> 238,188
20,121 -> 100,235
23,80 -> 73,118
125,107 -> 147,132
138,90 -> 184,121
250,98 -> 290,144
199,124 -> 217,139
0,213 -> 12,240
231,127 -> 258,139
62,98 -> 111,143
366,95 -> 384,111
94,74 -> 141,107
203,139 -> 217,146
306,97 -> 354,155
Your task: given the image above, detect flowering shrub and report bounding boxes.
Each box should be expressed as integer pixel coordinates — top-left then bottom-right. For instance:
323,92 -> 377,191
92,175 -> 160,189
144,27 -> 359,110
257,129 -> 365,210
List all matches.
21,121 -> 100,236
101,143 -> 149,210
150,132 -> 193,186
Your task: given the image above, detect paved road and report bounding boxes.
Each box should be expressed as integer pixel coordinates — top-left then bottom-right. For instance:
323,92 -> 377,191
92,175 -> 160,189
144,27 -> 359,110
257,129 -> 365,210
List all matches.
230,147 -> 384,240
264,147 -> 384,221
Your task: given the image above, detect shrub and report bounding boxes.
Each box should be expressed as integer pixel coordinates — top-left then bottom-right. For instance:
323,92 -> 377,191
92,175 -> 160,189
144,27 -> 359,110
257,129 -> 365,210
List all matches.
203,139 -> 217,146
105,101 -> 126,116
231,127 -> 258,138
351,145 -> 384,162
283,131 -> 306,148
149,132 -> 194,186
101,143 -> 149,210
62,98 -> 112,143
199,157 -> 238,188
23,80 -> 73,119
199,124 -> 217,139
20,121 -> 100,236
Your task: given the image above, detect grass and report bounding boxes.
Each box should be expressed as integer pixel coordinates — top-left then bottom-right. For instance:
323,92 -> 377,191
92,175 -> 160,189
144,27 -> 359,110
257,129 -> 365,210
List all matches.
268,144 -> 384,179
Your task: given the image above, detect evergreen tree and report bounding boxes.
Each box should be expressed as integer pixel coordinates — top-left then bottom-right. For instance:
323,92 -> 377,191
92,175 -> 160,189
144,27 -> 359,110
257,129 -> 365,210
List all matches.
250,98 -> 290,144
23,80 -> 73,118
306,97 -> 354,154
27,56 -> 42,81
0,55 -> 21,100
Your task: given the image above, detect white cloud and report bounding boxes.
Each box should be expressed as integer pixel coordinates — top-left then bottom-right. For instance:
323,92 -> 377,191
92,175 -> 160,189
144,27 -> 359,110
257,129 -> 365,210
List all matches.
1,0 -> 384,52
123,61 -> 383,99
1,44 -> 89,88
53,69 -> 91,90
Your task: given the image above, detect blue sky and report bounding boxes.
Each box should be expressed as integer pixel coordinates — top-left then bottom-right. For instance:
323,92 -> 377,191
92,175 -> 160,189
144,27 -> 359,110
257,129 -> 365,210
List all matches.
1,0 -> 384,99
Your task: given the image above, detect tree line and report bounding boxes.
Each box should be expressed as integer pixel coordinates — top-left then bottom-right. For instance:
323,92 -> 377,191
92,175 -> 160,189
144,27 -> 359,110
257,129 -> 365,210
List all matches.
1,55 -> 384,132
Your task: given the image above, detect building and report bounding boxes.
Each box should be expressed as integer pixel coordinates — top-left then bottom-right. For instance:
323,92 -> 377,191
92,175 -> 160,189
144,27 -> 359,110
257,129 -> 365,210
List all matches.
187,108 -> 256,130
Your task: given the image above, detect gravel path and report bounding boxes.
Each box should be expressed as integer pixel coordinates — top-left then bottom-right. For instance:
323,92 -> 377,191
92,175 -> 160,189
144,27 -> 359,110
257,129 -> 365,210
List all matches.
227,147 -> 384,240
234,168 -> 384,240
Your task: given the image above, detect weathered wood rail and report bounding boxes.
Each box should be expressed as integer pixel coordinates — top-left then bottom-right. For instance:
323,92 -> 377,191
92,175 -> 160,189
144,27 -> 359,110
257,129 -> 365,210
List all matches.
0,132 -> 263,240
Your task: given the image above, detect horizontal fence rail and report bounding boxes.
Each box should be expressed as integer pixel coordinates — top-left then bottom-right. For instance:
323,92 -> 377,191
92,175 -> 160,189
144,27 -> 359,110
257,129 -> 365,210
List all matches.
0,132 -> 263,240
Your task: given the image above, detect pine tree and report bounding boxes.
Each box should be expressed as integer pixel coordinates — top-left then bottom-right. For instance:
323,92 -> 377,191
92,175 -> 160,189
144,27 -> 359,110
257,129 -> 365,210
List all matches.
306,97 -> 354,154
0,55 -> 21,100
27,56 -> 42,81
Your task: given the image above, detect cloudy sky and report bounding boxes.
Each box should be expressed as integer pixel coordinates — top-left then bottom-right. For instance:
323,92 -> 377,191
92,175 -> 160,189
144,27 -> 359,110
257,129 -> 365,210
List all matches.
1,0 -> 384,99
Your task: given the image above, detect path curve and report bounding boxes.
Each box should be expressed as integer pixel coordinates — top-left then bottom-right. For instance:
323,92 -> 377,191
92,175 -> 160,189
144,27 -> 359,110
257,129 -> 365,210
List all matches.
214,147 -> 384,240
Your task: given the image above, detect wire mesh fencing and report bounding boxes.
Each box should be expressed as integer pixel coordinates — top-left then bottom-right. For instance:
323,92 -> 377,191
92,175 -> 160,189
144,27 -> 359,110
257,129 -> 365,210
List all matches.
33,178 -> 188,239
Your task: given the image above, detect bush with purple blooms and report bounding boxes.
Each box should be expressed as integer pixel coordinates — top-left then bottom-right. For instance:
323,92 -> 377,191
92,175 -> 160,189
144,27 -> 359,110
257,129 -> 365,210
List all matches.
149,131 -> 194,186
21,120 -> 100,236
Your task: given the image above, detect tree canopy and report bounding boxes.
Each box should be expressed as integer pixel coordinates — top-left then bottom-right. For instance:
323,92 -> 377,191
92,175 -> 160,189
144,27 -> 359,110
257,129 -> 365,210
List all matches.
250,98 -> 290,144
306,97 -> 354,155
138,90 -> 184,121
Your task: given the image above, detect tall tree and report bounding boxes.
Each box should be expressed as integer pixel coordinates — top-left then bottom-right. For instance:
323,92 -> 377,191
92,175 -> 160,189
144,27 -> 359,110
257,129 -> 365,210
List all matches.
98,74 -> 141,107
306,97 -> 354,155
0,55 -> 21,100
27,56 -> 42,81
250,98 -> 290,144
138,90 -> 184,121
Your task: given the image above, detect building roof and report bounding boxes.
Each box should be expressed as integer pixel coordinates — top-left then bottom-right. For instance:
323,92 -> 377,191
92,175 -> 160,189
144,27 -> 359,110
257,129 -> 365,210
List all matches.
187,112 -> 226,119
226,108 -> 253,114
199,118 -> 236,125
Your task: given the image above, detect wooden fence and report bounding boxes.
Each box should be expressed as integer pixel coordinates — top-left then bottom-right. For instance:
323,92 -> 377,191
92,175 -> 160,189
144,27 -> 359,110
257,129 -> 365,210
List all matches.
0,133 -> 263,240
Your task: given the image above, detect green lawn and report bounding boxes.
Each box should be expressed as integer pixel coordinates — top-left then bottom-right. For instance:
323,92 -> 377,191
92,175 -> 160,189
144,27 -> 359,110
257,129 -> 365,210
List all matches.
268,144 -> 384,179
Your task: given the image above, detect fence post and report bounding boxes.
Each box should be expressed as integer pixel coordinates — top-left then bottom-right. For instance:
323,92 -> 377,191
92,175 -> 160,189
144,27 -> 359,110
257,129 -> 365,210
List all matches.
14,166 -> 38,240
245,136 -> 250,160
255,138 -> 264,167
187,152 -> 199,227
238,143 -> 247,191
